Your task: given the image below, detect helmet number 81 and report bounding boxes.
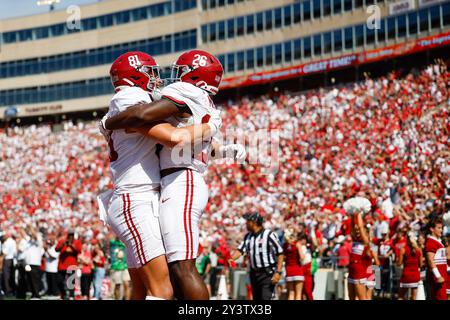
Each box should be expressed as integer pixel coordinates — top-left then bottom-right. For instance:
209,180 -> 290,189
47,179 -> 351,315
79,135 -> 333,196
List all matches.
128,55 -> 141,68
192,54 -> 207,67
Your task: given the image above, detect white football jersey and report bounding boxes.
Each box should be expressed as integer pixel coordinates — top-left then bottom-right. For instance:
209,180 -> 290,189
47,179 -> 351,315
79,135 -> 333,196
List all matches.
107,86 -> 160,194
158,82 -> 220,174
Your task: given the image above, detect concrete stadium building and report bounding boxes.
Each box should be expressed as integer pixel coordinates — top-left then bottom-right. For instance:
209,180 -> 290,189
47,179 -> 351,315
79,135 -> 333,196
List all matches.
0,0 -> 449,122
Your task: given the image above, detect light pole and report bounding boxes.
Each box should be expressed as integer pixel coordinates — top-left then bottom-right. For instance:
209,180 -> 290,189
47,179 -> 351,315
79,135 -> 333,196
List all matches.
36,0 -> 61,12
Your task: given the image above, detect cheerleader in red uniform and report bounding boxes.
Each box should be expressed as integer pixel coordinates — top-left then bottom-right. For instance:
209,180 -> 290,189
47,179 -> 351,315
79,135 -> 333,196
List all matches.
283,229 -> 304,300
397,233 -> 423,300
344,197 -> 372,300
299,233 -> 314,300
424,217 -> 447,300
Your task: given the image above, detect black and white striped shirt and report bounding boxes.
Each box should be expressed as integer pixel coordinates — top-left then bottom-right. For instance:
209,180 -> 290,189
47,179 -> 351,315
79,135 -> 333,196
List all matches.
238,229 -> 284,269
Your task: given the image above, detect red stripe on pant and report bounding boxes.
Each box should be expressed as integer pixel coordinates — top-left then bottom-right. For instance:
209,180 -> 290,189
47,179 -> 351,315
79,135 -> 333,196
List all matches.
122,194 -> 144,266
126,193 -> 147,266
187,170 -> 194,260
183,170 -> 191,260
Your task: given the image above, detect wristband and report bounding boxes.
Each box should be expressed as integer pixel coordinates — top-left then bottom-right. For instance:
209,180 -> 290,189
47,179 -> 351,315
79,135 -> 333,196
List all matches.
432,267 -> 442,279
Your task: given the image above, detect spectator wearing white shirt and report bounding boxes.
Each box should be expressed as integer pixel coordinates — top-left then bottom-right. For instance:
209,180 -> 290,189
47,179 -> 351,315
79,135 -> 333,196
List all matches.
1,231 -> 17,296
44,235 -> 60,297
16,231 -> 29,299
24,226 -> 44,299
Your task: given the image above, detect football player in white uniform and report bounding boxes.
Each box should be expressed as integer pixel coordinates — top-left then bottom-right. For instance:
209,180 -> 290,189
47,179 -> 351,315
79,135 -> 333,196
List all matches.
103,50 -> 245,299
100,51 -> 220,300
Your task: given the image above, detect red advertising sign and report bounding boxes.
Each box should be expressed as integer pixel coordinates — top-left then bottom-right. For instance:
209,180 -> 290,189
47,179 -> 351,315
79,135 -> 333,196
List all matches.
220,31 -> 450,90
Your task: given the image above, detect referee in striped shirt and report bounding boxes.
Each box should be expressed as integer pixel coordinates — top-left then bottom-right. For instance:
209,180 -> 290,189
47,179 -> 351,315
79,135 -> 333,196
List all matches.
230,212 -> 284,300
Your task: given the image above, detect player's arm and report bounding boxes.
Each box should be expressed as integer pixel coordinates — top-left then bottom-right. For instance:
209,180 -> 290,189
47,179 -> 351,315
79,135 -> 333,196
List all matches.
104,99 -> 182,130
132,122 -> 214,148
426,251 -> 445,283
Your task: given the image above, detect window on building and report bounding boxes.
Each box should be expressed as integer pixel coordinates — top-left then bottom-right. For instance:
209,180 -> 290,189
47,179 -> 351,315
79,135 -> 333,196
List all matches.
294,2 -> 302,23
354,0 -> 363,9
313,34 -> 322,56
323,0 -> 331,16
35,27 -> 49,39
202,25 -> 208,43
227,18 -> 235,38
202,0 -> 208,10
323,32 -> 332,53
377,18 -> 386,42
365,23 -> 375,44
443,2 -> 450,26
257,12 -> 264,31
257,47 -> 264,67
344,26 -> 353,50
275,44 -> 282,64
430,6 -> 441,29
387,17 -> 396,40
227,53 -> 235,72
210,23 -> 217,42
313,0 -> 321,19
284,41 -> 292,62
333,29 -> 343,51
333,0 -> 342,15
265,45 -> 273,65
419,8 -> 429,33
303,37 -> 312,58
284,5 -> 292,26
99,14 -> 114,27
247,14 -> 255,34
303,1 -> 311,21
408,12 -> 418,35
218,21 -> 226,40
397,14 -> 407,38
237,17 -> 245,36
294,39 -> 302,60
246,49 -> 255,69
237,51 -> 245,70
265,10 -> 273,30
355,24 -> 364,46
275,8 -> 282,28
344,0 -> 352,12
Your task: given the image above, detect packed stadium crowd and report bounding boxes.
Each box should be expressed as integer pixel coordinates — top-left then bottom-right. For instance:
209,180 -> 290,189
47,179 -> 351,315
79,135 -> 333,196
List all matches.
0,61 -> 449,300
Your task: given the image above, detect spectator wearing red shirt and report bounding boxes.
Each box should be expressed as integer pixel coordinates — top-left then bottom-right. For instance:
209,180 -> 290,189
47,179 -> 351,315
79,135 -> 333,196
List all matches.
337,235 -> 352,269
55,230 -> 82,300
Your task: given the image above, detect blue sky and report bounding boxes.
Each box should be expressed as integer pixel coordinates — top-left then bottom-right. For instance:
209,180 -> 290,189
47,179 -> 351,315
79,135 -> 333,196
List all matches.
0,0 -> 101,21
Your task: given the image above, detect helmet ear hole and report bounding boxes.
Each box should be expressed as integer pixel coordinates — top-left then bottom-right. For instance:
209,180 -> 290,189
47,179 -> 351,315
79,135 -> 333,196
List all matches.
190,76 -> 199,80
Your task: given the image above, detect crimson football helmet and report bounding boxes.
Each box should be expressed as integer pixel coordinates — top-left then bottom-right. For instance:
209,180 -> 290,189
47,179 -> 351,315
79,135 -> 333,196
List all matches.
168,49 -> 224,95
110,51 -> 160,92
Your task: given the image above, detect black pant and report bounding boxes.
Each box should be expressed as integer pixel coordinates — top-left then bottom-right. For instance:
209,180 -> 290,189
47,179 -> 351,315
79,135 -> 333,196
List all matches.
57,270 -> 76,299
27,266 -> 41,298
46,272 -> 59,296
16,261 -> 27,299
2,259 -> 15,295
250,268 -> 275,301
80,274 -> 92,298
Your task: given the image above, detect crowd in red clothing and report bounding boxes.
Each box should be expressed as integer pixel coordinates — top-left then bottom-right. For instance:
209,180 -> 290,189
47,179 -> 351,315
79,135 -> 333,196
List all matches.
0,62 -> 449,299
